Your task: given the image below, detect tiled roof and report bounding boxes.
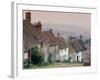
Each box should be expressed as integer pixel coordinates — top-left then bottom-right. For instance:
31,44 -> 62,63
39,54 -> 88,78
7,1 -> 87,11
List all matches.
23,20 -> 43,42
23,19 -> 66,49
42,31 -> 57,46
23,20 -> 39,51
56,37 -> 66,49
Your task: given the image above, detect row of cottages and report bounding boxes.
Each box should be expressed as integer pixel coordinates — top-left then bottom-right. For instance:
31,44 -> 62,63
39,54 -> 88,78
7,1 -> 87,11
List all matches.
23,12 -> 66,63
68,36 -> 91,65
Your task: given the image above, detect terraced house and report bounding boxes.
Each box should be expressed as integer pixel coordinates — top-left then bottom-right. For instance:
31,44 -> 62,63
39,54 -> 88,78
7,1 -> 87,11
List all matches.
23,12 -> 66,63
68,36 -> 91,65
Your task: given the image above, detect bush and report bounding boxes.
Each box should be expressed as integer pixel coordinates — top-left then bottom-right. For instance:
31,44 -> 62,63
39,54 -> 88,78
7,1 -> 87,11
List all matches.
47,53 -> 53,64
23,59 -> 30,68
68,57 -> 72,63
63,59 -> 70,63
30,47 -> 44,65
63,58 -> 71,63
55,59 -> 60,62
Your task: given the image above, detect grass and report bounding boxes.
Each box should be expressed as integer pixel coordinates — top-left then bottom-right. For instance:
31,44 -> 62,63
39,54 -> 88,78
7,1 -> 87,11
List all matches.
24,62 -> 84,69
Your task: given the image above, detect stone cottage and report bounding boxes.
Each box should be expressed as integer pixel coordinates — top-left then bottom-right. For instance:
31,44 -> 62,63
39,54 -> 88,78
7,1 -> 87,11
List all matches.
23,12 -> 66,63
68,36 -> 89,63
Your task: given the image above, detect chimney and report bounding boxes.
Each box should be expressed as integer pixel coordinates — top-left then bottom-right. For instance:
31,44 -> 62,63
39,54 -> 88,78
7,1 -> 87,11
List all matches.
79,35 -> 83,40
26,12 -> 31,23
49,29 -> 53,33
69,36 -> 72,41
57,33 -> 60,37
37,21 -> 42,31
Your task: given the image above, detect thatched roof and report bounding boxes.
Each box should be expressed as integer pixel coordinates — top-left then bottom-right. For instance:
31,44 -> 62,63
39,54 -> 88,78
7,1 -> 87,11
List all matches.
69,38 -> 87,53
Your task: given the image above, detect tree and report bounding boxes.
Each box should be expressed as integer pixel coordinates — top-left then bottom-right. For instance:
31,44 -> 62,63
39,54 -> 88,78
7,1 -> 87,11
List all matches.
30,47 -> 44,65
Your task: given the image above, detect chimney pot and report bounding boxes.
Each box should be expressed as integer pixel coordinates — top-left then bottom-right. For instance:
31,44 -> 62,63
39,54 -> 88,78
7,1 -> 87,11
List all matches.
26,12 -> 31,22
49,29 -> 53,32
57,33 -> 60,37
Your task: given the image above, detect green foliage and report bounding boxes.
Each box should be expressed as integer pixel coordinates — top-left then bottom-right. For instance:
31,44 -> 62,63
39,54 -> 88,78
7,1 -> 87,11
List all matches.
55,59 -> 60,62
63,58 -> 72,63
47,53 -> 53,64
23,59 -> 30,68
68,57 -> 72,63
30,47 -> 44,65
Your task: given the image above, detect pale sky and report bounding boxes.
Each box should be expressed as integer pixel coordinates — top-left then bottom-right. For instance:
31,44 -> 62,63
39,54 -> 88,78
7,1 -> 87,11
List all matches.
23,10 -> 91,38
